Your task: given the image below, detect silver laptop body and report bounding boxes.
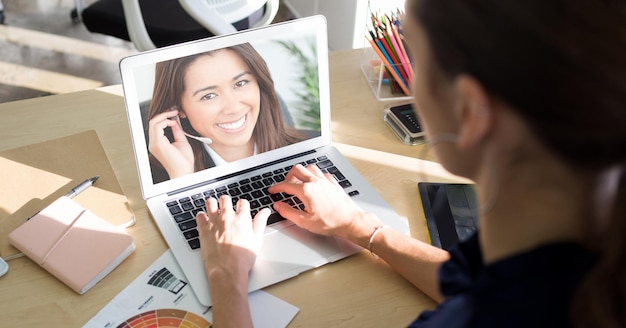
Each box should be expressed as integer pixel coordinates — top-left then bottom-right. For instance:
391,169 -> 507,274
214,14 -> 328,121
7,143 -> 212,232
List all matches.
119,16 -> 408,306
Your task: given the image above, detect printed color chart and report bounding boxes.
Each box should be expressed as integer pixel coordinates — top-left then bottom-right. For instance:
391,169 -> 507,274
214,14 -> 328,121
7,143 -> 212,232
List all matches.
116,309 -> 210,328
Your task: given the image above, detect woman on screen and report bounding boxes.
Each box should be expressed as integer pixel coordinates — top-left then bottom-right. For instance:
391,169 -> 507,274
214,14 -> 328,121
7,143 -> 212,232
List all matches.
147,43 -> 310,183
194,0 -> 626,327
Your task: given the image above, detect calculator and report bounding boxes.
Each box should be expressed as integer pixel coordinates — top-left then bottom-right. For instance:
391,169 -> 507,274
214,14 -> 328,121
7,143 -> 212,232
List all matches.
383,102 -> 424,145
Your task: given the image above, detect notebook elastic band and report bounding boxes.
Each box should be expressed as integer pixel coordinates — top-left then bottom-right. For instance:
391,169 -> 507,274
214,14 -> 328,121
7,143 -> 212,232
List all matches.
40,209 -> 88,266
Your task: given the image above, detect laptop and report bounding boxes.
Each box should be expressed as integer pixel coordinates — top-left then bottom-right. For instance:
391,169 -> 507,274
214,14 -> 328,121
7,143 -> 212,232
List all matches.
417,182 -> 478,250
119,16 -> 408,306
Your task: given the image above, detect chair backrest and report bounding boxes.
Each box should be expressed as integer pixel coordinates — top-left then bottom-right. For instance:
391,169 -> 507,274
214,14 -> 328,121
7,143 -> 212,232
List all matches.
117,0 -> 279,51
179,0 -> 278,30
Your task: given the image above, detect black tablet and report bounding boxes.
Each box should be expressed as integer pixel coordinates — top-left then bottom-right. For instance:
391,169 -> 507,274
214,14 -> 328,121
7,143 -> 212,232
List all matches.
418,182 -> 478,250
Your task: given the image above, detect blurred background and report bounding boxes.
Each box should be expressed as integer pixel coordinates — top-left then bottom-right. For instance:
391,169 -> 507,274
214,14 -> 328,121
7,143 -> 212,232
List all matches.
0,0 -> 404,103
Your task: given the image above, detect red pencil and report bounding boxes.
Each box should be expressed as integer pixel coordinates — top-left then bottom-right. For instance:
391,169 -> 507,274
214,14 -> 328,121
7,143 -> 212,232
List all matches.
389,22 -> 412,81
367,37 -> 410,95
377,29 -> 409,86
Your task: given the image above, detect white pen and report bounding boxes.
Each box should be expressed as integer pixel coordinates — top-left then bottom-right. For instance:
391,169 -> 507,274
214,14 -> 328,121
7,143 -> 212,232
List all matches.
26,176 -> 100,221
65,176 -> 99,198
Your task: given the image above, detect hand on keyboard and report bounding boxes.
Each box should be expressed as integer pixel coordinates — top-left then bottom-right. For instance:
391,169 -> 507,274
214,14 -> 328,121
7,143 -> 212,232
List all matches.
167,156 -> 360,250
269,164 -> 369,239
196,195 -> 270,281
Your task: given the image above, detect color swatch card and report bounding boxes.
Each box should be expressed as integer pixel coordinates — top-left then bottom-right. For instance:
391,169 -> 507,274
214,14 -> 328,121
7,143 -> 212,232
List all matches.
85,249 -> 299,328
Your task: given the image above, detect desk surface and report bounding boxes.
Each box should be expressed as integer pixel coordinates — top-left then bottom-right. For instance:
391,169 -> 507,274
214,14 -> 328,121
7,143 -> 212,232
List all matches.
0,49 -> 463,327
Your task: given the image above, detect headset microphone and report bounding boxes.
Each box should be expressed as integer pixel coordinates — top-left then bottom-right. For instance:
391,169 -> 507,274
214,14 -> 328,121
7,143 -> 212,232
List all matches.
182,133 -> 213,144
174,115 -> 213,144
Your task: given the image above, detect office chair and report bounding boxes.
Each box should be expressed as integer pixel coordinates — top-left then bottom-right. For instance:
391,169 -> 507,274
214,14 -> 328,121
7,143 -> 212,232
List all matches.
0,0 -> 5,24
77,0 -> 279,51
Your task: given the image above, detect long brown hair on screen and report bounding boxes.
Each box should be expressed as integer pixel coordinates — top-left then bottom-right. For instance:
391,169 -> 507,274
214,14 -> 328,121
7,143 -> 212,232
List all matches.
148,43 -> 304,179
411,0 -> 626,326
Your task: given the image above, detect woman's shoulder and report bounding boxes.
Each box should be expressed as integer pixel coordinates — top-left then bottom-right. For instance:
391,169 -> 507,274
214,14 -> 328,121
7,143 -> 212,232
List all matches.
410,236 -> 597,327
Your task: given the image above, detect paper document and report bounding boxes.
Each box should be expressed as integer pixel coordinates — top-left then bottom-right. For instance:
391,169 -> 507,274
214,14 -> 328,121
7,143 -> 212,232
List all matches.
85,249 -> 299,327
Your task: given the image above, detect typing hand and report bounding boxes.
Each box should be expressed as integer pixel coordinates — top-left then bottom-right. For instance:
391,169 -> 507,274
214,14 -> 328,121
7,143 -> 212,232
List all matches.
269,164 -> 368,239
196,196 -> 270,276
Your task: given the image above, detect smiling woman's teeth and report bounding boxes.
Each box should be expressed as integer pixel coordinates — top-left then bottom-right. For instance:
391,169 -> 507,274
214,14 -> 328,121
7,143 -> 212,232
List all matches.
217,115 -> 246,130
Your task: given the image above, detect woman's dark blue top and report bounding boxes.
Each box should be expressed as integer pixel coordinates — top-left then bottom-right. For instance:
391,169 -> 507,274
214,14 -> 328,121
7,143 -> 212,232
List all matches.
409,234 -> 596,327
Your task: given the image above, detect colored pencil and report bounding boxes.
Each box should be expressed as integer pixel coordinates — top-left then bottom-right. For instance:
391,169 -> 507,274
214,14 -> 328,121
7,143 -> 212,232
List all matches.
389,22 -> 413,83
367,36 -> 410,95
366,8 -> 414,96
377,29 -> 409,85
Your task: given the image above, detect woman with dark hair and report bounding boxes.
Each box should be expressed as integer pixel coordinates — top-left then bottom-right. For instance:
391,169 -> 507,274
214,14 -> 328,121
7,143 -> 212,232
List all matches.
147,43 -> 305,183
194,1 -> 626,327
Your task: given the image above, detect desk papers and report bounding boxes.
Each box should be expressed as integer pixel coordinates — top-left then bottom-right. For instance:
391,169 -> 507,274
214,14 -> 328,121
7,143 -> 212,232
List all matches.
84,249 -> 299,327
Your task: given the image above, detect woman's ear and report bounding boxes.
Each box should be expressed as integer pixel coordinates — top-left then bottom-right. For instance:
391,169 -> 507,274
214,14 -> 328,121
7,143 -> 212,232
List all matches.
453,75 -> 494,150
168,105 -> 186,118
176,106 -> 187,119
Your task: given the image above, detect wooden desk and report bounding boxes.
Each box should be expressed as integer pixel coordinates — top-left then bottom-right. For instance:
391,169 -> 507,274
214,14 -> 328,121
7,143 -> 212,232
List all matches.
0,49 -> 462,327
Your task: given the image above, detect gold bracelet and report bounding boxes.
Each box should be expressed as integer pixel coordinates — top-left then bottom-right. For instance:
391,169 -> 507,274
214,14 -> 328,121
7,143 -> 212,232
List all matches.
368,225 -> 387,256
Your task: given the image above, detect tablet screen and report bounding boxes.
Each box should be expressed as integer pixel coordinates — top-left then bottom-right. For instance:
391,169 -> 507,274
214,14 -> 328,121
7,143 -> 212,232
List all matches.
418,182 -> 478,250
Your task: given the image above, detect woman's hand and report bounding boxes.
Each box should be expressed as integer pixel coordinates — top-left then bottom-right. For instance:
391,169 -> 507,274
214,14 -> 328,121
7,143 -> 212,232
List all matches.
196,196 -> 270,328
147,109 -> 195,178
269,164 -> 382,242
196,195 -> 270,279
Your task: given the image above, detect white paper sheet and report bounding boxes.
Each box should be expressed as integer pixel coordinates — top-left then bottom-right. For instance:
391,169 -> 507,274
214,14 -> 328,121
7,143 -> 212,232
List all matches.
85,249 -> 299,327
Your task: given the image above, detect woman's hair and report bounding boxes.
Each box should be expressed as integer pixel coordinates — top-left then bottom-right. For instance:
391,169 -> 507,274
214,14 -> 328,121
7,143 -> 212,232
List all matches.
411,0 -> 626,326
148,43 -> 303,177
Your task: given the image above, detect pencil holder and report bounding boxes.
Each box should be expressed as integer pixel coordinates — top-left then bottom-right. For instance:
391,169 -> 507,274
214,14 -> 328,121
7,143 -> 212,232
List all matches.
360,46 -> 413,101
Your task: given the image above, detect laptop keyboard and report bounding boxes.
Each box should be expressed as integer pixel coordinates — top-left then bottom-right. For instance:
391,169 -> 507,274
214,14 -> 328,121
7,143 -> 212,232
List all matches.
165,155 -> 360,250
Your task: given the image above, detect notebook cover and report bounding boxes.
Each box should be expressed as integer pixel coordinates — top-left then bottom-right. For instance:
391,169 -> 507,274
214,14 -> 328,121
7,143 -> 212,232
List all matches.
0,130 -> 135,260
8,196 -> 135,294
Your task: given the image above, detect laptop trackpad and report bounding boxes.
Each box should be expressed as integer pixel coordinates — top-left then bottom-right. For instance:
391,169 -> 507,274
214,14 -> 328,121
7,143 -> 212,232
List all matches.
258,224 -> 343,272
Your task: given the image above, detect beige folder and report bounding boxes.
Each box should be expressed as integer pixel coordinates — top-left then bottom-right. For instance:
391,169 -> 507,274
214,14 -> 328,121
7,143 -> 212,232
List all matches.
0,130 -> 135,260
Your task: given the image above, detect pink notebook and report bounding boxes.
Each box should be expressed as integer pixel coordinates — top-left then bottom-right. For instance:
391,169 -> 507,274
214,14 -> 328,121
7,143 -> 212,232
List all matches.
8,196 -> 135,294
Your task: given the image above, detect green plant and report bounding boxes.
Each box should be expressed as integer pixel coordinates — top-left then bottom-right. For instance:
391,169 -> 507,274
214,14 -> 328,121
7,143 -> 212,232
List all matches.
276,39 -> 321,131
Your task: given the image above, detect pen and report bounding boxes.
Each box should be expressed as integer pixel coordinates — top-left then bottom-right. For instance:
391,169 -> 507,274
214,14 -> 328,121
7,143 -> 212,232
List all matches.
65,176 -> 99,198
26,176 -> 100,221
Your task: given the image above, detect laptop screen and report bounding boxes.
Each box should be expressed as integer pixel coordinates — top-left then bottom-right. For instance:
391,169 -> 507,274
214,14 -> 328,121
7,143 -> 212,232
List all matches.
120,16 -> 331,199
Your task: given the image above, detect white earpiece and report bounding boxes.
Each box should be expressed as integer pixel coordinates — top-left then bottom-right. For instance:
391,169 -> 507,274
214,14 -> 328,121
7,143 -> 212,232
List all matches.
174,114 -> 213,144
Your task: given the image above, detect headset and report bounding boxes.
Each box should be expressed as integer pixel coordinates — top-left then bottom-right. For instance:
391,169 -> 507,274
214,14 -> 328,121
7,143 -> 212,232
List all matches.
171,108 -> 213,144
